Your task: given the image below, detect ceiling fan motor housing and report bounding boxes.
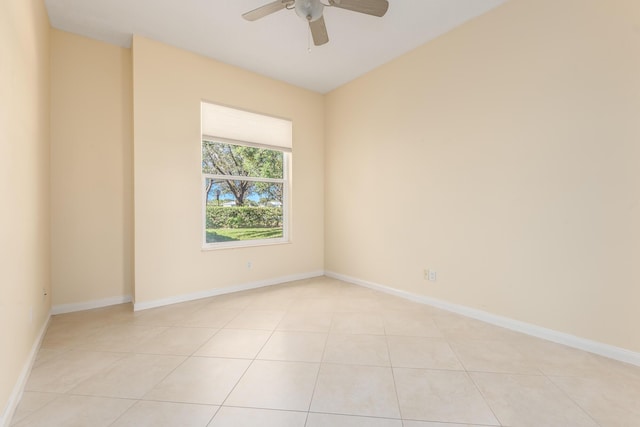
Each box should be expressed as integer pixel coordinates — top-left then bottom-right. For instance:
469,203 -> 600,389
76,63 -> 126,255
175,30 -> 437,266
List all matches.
294,0 -> 324,21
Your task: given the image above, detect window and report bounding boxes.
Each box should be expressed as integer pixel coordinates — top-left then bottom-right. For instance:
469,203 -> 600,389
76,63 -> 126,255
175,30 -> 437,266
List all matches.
201,103 -> 291,248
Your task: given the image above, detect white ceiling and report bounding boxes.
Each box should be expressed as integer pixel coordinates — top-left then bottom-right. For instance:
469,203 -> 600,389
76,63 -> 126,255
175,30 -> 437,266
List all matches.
45,0 -> 507,93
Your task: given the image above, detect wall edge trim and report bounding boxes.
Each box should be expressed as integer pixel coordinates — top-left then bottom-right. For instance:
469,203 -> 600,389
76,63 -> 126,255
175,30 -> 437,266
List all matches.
325,270 -> 640,367
0,313 -> 51,427
133,270 -> 325,311
51,295 -> 133,315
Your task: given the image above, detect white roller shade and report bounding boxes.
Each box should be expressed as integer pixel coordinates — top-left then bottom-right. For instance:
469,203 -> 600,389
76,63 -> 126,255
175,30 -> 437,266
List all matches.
201,102 -> 292,150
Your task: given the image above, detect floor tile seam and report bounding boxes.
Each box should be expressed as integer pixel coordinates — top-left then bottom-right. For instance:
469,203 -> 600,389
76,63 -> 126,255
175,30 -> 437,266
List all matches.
101,400 -> 221,427
335,331 -> 400,339
45,391 -> 139,402
467,369 -> 554,377
142,324 -> 221,331
389,365 -> 468,373
76,349 -> 185,365
29,351 -> 135,394
303,325 -> 333,426
465,370 -> 510,427
321,358 -> 391,367
186,328 -> 225,357
203,305 -> 246,329
447,339 -> 549,376
190,349 -> 266,360
27,348 -> 74,369
328,330 -> 387,336
208,404 -> 310,426
176,322 -> 235,329
43,330 -> 104,344
246,301 -> 298,310
383,331 -> 405,421
220,404 -> 308,414
205,405 -> 222,427
272,329 -> 330,336
104,398 -> 142,427
185,300 -> 221,318
131,395 -> 225,407
316,360 -> 507,373
319,360 -> 399,370
544,375 -> 605,427
130,350 -> 195,403
276,326 -> 333,333
543,371 -> 638,382
60,346 -> 143,353
256,333 -> 329,363
9,392 -> 67,426
254,355 -> 327,364
287,309 -> 334,314
214,321 -> 280,409
400,417 -> 503,426
446,342 -> 505,375
330,309 -> 384,315
438,335 -> 524,342
139,397 -> 223,408
59,389 -> 154,402
383,332 -> 446,339
246,326 -> 329,334
306,409 -> 403,421
115,349 -> 206,358
237,306 -> 288,314
61,353 -> 192,398
275,307 -> 335,334
218,325 -> 281,332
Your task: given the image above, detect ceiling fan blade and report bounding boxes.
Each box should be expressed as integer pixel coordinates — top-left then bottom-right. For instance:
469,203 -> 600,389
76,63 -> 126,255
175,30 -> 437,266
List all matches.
329,0 -> 389,17
242,1 -> 288,21
309,15 -> 329,46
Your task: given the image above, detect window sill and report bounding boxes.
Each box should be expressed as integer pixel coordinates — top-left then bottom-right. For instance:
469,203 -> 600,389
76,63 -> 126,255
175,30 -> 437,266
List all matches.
201,238 -> 291,251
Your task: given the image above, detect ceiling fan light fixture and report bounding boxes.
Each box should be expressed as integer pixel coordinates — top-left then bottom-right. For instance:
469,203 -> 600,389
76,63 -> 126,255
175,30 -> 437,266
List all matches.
294,0 -> 324,22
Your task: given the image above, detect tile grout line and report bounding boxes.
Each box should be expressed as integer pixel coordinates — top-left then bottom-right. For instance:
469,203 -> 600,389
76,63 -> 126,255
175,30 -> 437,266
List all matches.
105,312 -> 222,427
382,323 -> 406,426
302,311 -> 334,427
104,304 -> 242,426
178,309 -> 245,427
211,311 -> 283,419
544,375 -> 604,427
457,346 -> 503,427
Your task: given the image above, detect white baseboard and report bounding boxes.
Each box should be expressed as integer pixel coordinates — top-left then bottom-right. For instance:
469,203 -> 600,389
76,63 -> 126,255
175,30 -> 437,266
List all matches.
134,270 -> 325,311
51,295 -> 133,315
325,271 -> 640,367
0,313 -> 51,427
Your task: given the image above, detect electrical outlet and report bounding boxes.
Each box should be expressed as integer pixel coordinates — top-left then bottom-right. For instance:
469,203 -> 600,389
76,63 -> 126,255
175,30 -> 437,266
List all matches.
247,261 -> 252,270
424,269 -> 437,282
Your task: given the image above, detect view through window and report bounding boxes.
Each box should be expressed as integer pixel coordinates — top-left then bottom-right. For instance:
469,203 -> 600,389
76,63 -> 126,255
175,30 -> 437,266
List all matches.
202,139 -> 288,246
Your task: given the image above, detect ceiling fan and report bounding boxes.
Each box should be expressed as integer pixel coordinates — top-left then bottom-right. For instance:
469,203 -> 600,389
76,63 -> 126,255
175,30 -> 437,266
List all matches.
242,0 -> 389,46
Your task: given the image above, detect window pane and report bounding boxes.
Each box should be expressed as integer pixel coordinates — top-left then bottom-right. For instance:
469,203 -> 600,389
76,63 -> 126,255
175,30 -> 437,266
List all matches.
202,141 -> 283,179
204,178 -> 284,243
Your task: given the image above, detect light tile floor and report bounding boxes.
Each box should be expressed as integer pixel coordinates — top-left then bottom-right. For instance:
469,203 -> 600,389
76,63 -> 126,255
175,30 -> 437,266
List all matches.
11,277 -> 640,426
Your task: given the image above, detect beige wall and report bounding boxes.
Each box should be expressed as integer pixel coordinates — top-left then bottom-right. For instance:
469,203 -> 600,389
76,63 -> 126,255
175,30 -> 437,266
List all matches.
132,36 -> 324,304
50,30 -> 133,306
325,0 -> 640,352
0,0 -> 51,417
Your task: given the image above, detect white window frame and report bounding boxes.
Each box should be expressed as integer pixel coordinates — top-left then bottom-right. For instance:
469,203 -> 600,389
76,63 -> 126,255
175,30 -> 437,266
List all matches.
201,136 -> 290,250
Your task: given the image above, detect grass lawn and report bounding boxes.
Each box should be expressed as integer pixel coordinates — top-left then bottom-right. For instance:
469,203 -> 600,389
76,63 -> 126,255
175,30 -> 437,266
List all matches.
206,227 -> 283,243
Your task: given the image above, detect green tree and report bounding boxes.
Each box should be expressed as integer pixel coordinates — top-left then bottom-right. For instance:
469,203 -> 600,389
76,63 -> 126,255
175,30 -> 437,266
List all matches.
202,141 -> 283,206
